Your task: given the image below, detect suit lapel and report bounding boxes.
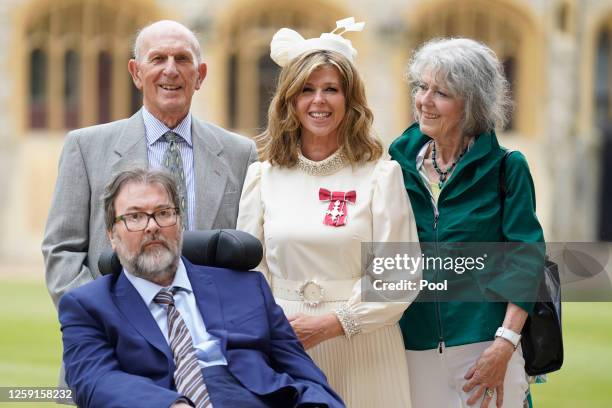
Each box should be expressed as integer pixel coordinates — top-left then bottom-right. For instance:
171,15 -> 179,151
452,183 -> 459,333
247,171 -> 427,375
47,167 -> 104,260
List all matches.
109,110 -> 148,176
184,259 -> 228,352
192,119 -> 228,229
113,272 -> 174,368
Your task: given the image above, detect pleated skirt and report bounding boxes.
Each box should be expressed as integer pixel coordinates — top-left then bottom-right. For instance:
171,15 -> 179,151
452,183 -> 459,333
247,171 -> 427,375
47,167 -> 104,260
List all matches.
276,297 -> 412,408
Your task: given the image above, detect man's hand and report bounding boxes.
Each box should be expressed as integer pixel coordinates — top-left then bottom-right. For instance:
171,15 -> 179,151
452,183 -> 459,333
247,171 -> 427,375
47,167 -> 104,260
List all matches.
462,338 -> 515,408
287,313 -> 343,349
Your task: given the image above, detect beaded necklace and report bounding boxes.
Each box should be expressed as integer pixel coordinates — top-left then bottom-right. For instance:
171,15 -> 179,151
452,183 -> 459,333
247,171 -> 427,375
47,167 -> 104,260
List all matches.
431,141 -> 468,188
297,148 -> 348,176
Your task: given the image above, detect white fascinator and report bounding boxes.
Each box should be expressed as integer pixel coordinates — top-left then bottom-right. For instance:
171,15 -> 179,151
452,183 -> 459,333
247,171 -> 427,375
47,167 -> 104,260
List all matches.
270,17 -> 365,67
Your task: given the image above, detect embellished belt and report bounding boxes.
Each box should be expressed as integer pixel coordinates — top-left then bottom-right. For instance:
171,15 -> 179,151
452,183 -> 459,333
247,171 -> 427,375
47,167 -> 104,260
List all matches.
271,276 -> 356,307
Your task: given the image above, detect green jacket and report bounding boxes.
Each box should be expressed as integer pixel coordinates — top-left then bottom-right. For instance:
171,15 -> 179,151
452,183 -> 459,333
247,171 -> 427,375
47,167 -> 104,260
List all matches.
389,123 -> 544,350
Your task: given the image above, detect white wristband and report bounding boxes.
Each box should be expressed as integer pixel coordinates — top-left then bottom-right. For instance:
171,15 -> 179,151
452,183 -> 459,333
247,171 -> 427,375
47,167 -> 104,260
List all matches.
495,327 -> 521,349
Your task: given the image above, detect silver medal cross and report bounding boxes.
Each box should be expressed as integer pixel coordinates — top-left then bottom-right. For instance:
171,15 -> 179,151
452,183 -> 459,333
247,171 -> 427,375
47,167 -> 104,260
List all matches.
325,200 -> 344,223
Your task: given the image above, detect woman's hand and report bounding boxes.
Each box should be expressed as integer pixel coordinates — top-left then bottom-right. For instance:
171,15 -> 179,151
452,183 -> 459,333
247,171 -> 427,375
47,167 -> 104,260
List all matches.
287,313 -> 344,349
462,338 -> 515,408
462,302 -> 528,407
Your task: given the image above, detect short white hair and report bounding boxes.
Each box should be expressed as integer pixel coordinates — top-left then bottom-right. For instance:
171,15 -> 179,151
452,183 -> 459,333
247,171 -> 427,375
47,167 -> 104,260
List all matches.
407,38 -> 512,136
132,20 -> 202,64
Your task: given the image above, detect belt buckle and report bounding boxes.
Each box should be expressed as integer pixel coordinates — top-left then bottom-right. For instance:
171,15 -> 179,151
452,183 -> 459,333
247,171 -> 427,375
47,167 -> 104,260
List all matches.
298,280 -> 325,307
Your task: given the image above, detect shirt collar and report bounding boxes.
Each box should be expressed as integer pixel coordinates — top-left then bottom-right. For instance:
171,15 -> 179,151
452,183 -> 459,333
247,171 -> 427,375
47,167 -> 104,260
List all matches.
416,140 -> 432,170
123,258 -> 193,307
142,106 -> 193,147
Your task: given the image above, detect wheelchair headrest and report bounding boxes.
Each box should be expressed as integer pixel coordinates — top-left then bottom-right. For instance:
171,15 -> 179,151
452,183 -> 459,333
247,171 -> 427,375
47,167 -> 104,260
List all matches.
98,229 -> 263,275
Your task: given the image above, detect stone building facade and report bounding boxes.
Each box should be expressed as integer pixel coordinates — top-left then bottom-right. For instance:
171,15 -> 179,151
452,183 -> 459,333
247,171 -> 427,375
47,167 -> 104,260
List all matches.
1,0 -> 611,263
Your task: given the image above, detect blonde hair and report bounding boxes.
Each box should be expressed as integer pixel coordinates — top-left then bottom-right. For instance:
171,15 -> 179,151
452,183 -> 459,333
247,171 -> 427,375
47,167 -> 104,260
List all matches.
258,50 -> 382,167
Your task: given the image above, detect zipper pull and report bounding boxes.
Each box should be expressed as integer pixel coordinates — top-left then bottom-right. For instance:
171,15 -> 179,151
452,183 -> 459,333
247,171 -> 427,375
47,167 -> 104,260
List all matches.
433,214 -> 439,230
438,339 -> 446,354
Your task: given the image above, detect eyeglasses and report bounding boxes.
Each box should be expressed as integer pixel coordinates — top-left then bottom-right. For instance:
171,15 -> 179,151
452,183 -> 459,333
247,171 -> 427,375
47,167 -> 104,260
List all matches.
114,207 -> 180,232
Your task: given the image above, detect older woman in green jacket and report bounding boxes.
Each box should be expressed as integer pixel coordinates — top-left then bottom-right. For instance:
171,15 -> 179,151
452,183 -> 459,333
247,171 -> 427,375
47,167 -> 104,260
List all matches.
389,38 -> 544,408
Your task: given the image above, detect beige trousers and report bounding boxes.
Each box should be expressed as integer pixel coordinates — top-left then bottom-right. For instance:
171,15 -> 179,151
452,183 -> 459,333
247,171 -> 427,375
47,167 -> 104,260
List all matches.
405,341 -> 529,408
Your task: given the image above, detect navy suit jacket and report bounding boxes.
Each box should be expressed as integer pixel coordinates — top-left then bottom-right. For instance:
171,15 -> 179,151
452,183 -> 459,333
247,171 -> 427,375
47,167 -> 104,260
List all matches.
58,258 -> 344,408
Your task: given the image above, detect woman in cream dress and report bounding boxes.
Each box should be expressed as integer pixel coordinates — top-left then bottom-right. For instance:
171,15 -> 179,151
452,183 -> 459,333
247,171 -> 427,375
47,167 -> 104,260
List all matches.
238,20 -> 421,407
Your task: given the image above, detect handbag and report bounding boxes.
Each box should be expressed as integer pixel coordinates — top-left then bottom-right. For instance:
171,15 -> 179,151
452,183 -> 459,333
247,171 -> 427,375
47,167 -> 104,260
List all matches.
500,150 -> 563,376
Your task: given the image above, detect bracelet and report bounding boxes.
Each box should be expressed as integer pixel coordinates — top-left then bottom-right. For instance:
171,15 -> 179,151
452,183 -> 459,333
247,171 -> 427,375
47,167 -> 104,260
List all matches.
334,304 -> 361,339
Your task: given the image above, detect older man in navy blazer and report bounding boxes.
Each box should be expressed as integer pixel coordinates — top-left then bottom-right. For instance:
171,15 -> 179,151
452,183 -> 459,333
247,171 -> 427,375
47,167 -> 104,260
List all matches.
58,168 -> 343,408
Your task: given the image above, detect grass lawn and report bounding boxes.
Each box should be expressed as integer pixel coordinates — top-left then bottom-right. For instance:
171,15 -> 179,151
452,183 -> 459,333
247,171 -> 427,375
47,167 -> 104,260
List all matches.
0,278 -> 610,407
530,302 -> 612,407
0,278 -> 62,407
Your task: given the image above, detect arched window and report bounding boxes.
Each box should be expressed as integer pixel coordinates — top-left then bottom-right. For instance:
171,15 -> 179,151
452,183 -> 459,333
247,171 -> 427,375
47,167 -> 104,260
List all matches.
595,30 -> 610,126
64,50 -> 80,129
222,9 -> 335,135
502,57 -> 516,131
258,54 -> 280,131
24,0 -> 156,131
557,2 -> 573,34
595,26 -> 612,241
29,48 -> 47,129
408,1 -> 537,135
97,51 -> 113,124
227,53 -> 239,129
130,78 -> 142,117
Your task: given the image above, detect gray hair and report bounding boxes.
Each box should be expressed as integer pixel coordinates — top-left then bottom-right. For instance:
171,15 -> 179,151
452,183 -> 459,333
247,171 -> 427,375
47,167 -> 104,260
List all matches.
407,38 -> 512,136
103,167 -> 180,231
132,20 -> 202,64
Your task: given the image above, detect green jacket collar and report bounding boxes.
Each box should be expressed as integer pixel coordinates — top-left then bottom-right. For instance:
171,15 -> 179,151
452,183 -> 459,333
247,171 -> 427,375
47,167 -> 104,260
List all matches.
389,122 -> 502,202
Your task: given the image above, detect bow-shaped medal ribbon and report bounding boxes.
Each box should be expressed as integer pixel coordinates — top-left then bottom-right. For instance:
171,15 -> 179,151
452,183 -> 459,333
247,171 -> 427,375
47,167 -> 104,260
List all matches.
319,188 -> 357,227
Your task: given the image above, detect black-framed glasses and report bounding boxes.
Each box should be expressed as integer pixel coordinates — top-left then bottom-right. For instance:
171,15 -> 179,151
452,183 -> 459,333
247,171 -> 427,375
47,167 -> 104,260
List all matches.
114,207 -> 180,232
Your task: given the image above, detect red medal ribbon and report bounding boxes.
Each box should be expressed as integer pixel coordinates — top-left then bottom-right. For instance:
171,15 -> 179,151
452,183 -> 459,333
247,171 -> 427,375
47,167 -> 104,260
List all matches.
319,188 -> 356,227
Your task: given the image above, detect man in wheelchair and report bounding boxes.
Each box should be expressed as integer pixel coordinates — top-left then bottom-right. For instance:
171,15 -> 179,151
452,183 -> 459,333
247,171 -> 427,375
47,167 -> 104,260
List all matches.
58,167 -> 344,408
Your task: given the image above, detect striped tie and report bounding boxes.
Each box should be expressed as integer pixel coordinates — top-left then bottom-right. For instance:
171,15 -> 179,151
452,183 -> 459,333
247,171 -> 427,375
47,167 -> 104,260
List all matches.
154,288 -> 212,407
163,131 -> 188,230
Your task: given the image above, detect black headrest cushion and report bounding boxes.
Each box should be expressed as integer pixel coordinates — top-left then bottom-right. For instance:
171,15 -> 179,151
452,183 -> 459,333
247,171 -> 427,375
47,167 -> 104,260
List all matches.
98,229 -> 263,276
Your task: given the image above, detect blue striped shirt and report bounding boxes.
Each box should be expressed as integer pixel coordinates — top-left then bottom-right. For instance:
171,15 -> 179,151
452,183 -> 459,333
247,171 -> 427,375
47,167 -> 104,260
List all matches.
143,107 -> 196,229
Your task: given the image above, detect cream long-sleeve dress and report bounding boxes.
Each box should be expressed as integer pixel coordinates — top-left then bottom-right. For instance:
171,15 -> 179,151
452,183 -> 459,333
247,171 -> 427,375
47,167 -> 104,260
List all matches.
237,150 -> 421,408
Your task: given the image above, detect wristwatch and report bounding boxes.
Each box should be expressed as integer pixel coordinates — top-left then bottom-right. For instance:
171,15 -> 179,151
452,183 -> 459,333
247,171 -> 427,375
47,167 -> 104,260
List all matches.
495,327 -> 521,349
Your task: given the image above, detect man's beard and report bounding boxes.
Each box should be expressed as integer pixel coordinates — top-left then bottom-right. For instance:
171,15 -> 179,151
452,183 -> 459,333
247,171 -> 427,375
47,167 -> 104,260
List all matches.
115,232 -> 183,285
